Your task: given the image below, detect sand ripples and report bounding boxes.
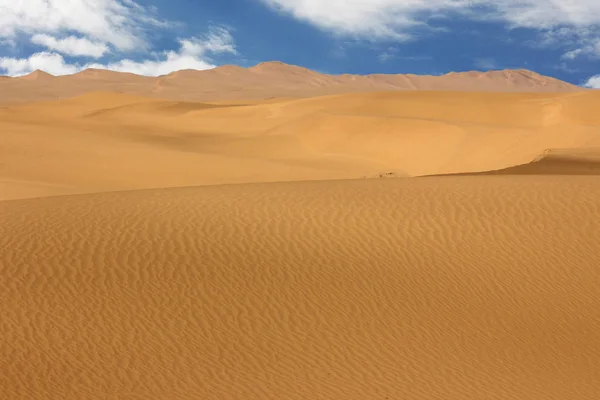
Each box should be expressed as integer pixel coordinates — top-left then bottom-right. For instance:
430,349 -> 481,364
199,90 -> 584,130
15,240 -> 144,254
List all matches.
2,176 -> 600,399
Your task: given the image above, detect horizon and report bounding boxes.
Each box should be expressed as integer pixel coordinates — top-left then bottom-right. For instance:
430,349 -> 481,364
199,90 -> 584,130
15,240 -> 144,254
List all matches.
0,60 -> 575,80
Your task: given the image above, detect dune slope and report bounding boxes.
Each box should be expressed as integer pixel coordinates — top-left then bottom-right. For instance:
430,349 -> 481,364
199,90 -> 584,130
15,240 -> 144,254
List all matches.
429,148 -> 600,176
2,176 -> 600,399
2,90 -> 600,200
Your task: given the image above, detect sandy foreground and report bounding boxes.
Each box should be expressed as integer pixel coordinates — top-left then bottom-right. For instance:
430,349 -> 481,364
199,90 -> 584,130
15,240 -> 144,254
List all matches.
2,176 -> 600,399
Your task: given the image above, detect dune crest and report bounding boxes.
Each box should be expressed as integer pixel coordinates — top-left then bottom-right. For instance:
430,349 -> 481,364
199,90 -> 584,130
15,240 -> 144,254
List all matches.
17,69 -> 55,81
0,61 -> 583,104
432,148 -> 600,176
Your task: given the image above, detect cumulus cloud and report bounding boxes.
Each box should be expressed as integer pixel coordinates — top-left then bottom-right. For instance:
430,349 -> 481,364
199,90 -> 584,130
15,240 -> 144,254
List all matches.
0,1 -> 238,77
583,75 -> 600,88
0,28 -> 237,77
0,0 -> 164,51
259,0 -> 600,51
0,52 -> 79,76
260,1 -> 600,34
31,34 -> 109,58
259,0 -> 450,39
87,30 -> 237,76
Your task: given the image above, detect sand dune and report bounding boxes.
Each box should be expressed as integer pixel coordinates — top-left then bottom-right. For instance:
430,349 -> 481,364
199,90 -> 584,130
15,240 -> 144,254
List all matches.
2,89 -> 600,200
2,177 -> 600,399
436,148 -> 600,176
16,70 -> 55,81
0,62 -> 582,104
2,62 -> 600,399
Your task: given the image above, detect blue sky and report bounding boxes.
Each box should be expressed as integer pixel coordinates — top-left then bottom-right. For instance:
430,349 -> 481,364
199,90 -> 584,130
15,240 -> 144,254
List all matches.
1,0 -> 600,87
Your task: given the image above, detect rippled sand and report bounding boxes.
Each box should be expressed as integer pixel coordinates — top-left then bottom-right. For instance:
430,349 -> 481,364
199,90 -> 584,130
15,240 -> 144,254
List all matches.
2,176 -> 600,399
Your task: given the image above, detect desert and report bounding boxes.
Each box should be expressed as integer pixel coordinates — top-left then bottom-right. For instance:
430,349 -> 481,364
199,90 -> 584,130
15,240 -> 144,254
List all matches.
2,63 -> 600,399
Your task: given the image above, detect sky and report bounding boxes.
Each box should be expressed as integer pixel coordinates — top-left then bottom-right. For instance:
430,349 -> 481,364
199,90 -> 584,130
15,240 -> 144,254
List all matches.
1,0 -> 600,87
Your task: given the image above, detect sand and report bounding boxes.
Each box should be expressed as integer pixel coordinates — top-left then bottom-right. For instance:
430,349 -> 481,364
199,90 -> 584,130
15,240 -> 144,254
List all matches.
2,177 -> 600,399
3,90 -> 600,200
2,65 -> 600,399
428,148 -> 600,176
0,62 -> 582,104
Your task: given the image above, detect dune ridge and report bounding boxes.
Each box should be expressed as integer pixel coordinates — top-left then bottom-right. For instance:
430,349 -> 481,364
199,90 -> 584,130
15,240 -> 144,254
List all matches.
433,148 -> 600,176
0,61 -> 583,105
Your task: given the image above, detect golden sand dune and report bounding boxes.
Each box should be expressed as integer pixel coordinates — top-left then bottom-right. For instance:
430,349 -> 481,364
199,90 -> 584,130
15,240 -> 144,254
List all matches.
2,65 -> 600,398
0,62 -> 582,104
2,90 -> 600,200
2,177 -> 600,399
440,148 -> 600,176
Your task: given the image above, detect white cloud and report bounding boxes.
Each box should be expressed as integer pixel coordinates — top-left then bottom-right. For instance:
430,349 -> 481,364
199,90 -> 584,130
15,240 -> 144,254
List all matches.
178,28 -> 237,56
87,54 -> 215,76
557,38 -> 600,59
0,0 -> 164,51
583,75 -> 600,88
259,1 -> 600,46
87,29 -> 237,76
0,1 -> 239,77
259,0 -> 456,40
0,52 -> 79,76
0,28 -> 237,77
31,34 -> 109,58
561,48 -> 584,59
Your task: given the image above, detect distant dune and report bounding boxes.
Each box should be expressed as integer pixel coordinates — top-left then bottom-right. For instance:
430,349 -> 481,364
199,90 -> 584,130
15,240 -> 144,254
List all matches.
2,177 -> 600,399
2,90 -> 600,200
0,62 -> 583,104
